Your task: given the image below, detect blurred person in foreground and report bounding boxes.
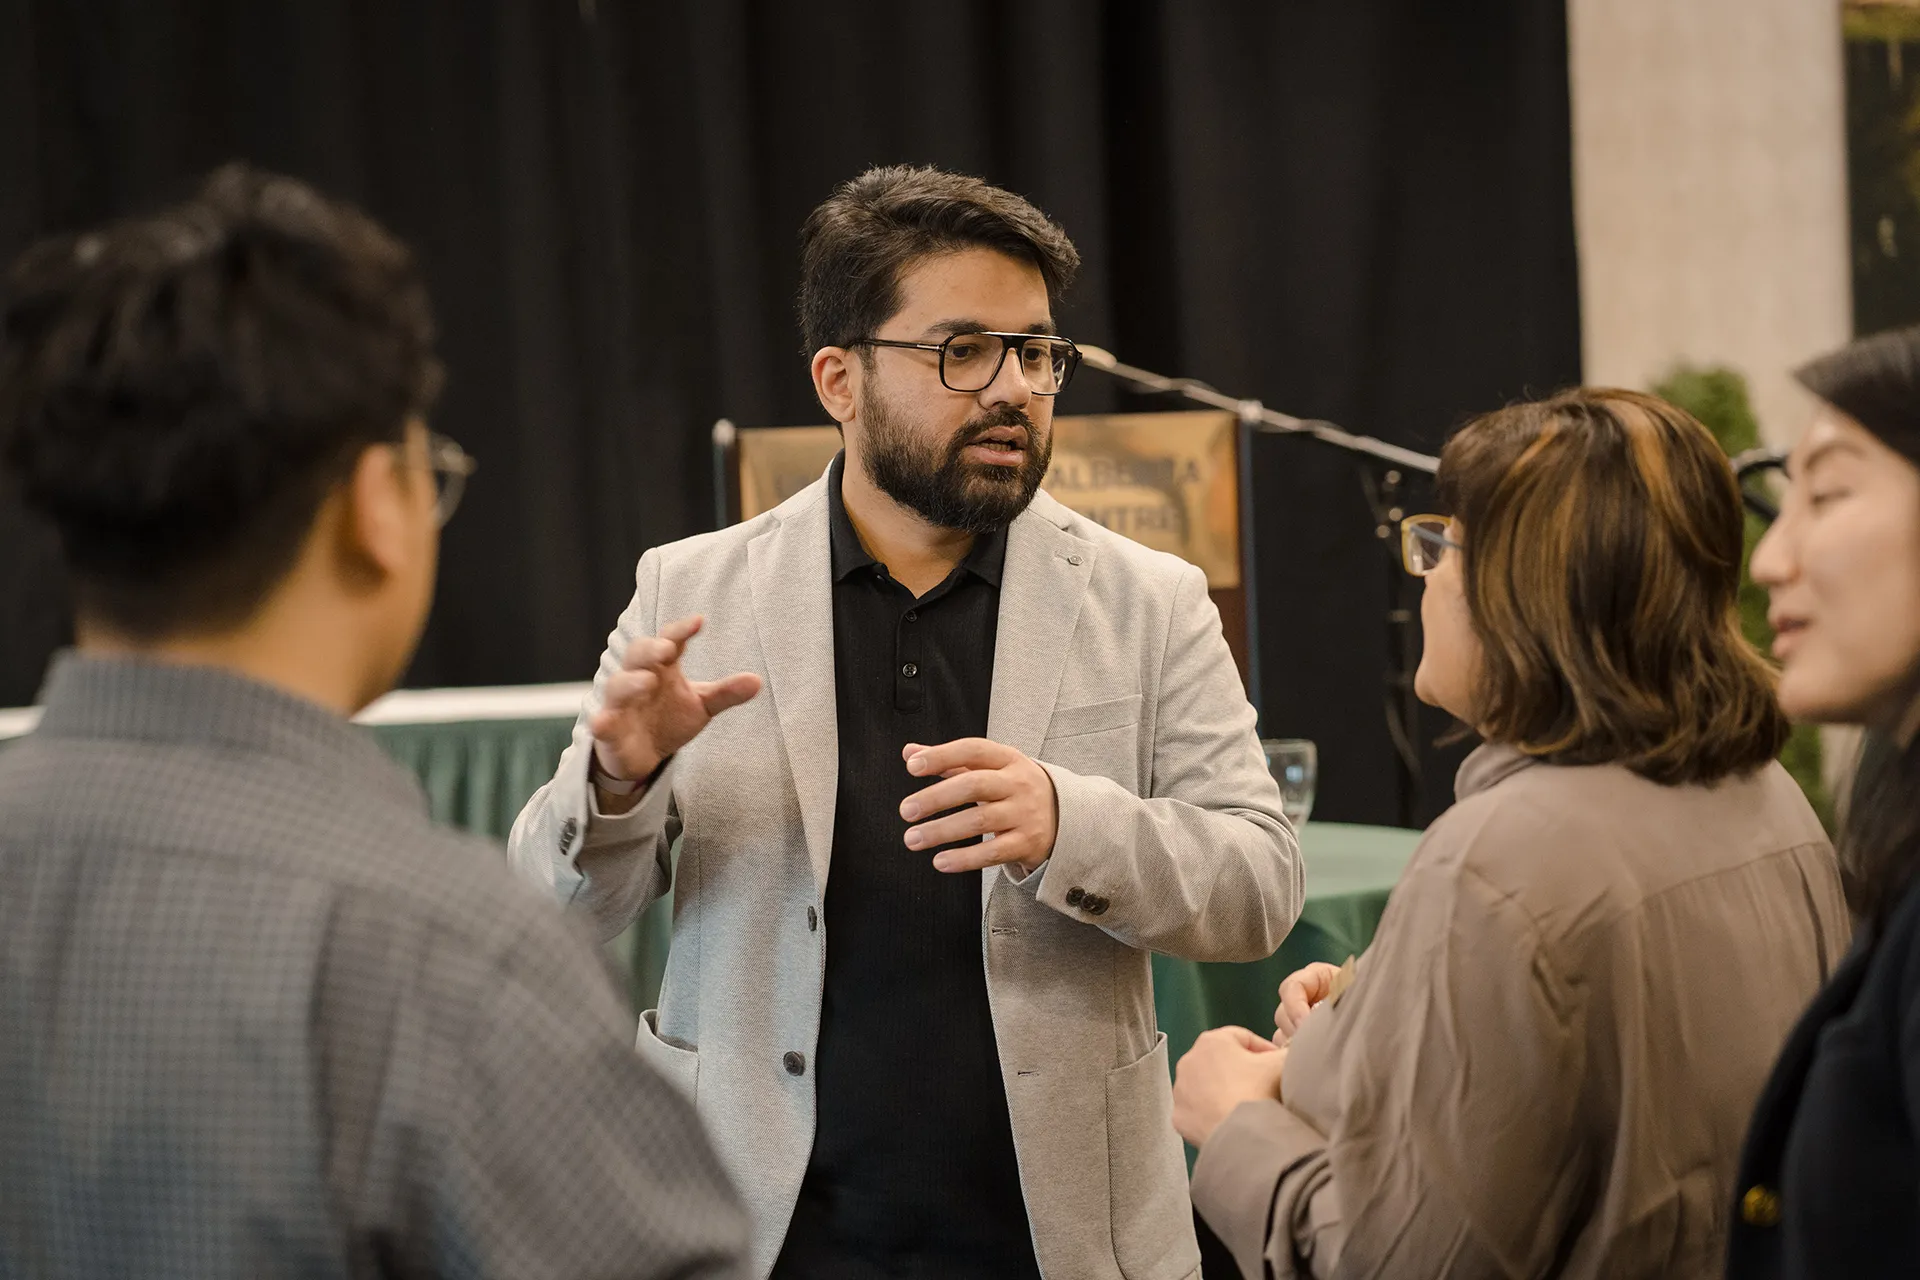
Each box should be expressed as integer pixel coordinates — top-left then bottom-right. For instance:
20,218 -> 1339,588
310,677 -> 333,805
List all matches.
1173,388 -> 1847,1279
0,165 -> 747,1279
1728,325 -> 1920,1277
507,164 -> 1303,1280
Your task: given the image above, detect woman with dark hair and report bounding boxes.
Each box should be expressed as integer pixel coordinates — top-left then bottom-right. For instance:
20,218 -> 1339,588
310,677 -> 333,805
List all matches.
1174,388 -> 1848,1279
1727,325 -> 1920,1278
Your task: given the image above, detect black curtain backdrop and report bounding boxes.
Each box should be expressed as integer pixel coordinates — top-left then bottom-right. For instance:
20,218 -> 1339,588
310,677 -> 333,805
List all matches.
0,0 -> 1580,828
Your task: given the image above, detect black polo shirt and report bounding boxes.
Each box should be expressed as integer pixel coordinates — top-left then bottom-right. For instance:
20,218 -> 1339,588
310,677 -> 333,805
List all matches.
774,455 -> 1039,1279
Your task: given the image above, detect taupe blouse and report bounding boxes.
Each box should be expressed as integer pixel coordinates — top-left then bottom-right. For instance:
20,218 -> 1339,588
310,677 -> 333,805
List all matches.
1192,744 -> 1848,1279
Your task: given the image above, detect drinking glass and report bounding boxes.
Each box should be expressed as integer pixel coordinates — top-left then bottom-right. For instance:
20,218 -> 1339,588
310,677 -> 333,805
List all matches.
1261,738 -> 1317,829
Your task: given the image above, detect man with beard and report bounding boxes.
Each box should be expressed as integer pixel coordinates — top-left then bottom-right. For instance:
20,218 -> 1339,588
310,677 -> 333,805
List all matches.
508,166 -> 1302,1280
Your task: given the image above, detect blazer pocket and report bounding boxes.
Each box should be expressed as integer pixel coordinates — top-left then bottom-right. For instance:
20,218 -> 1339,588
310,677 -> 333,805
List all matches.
1042,694 -> 1144,794
1043,693 -> 1143,741
1105,1033 -> 1201,1280
636,1007 -> 699,1104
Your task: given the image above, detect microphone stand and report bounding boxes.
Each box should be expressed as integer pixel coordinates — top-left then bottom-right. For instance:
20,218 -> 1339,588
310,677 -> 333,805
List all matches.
1077,346 -> 1441,828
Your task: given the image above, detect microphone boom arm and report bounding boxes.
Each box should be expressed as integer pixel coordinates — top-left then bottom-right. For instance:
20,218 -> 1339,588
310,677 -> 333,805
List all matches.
1077,345 -> 1440,474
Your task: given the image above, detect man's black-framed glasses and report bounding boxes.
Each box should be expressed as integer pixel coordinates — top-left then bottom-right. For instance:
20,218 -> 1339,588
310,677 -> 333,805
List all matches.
852,331 -> 1082,395
1733,446 -> 1787,524
425,431 -> 477,527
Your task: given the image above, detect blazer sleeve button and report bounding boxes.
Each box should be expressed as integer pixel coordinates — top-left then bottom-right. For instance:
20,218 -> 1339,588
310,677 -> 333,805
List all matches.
1740,1186 -> 1780,1227
1065,887 -> 1086,906
1087,896 -> 1110,916
558,817 -> 579,850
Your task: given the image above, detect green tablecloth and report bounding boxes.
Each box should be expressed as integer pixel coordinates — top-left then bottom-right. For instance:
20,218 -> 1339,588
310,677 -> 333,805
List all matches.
367,715 -> 1422,1068
1148,822 -> 1420,1062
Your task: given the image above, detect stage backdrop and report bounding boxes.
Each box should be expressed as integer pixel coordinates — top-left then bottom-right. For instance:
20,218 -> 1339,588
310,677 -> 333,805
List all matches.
0,0 -> 1580,827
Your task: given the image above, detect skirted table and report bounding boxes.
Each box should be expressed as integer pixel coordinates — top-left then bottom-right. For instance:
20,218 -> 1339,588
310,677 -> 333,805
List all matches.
1,685 -> 1423,1069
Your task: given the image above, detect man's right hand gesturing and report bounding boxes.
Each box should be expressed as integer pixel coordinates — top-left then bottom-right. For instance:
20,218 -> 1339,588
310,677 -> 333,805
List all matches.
587,614 -> 762,812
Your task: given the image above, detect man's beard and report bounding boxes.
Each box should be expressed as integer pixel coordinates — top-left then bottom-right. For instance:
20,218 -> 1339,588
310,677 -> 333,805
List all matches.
857,389 -> 1052,535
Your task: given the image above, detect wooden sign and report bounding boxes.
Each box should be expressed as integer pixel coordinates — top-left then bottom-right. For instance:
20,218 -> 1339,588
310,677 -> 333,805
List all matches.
734,411 -> 1240,588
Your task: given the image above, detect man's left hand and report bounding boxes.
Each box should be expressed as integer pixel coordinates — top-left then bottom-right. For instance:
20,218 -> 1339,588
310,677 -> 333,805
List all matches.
898,738 -> 1058,876
1172,1026 -> 1288,1149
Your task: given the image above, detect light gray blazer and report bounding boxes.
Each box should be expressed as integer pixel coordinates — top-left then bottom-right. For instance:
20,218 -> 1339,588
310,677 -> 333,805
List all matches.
508,474 -> 1304,1280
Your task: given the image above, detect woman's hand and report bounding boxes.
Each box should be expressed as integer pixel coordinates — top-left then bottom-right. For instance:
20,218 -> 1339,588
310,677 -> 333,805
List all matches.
1273,961 -> 1343,1045
1172,1027 -> 1288,1148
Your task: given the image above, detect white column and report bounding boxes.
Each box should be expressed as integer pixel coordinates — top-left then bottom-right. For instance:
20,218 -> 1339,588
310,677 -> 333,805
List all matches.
1567,0 -> 1852,445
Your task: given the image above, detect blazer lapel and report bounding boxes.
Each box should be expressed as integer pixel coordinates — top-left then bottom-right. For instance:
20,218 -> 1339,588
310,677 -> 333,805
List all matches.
1740,938 -> 1874,1178
748,481 -> 840,890
983,494 -> 1095,905
988,492 -> 1097,758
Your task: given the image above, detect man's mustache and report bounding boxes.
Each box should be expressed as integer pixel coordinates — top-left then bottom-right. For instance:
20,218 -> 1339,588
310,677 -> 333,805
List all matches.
948,408 -> 1040,455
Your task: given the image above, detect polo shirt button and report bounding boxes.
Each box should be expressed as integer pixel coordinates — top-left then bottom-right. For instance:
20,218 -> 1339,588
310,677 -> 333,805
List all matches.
783,1051 -> 806,1076
1065,887 -> 1086,906
905,610 -> 918,622
806,906 -> 818,931
1740,1185 -> 1780,1227
901,663 -> 918,678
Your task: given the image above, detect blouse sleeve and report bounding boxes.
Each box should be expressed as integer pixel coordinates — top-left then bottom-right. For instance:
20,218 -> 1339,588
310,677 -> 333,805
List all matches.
1191,844 -> 1588,1279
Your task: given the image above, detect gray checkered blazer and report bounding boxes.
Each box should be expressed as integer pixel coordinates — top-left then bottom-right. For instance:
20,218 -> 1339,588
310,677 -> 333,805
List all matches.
0,654 -> 748,1279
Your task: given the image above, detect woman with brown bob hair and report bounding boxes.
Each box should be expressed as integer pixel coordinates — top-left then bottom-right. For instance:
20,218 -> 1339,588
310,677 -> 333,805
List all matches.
1175,388 -> 1847,1279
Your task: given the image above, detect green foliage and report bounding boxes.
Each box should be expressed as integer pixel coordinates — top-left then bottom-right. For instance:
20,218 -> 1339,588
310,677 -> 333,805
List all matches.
1651,366 -> 1832,828
1653,366 -> 1761,453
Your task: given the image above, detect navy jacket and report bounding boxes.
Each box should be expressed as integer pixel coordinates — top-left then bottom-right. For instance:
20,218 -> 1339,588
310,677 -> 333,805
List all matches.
1727,877 -> 1920,1277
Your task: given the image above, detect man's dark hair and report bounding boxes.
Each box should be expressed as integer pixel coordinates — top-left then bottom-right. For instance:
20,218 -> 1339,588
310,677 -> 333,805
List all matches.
797,165 -> 1080,357
0,163 -> 443,638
